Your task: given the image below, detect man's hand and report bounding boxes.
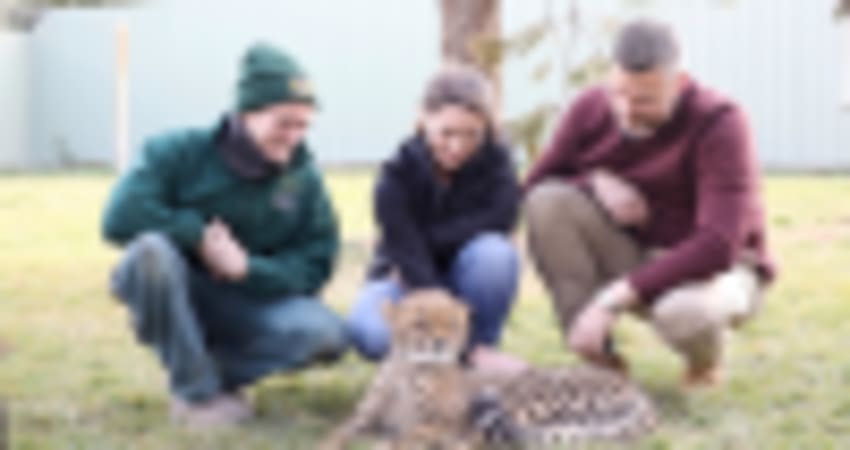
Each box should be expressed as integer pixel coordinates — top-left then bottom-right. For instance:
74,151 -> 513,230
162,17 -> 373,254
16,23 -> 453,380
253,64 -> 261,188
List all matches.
568,279 -> 640,361
199,218 -> 249,282
589,170 -> 649,227
568,301 -> 618,363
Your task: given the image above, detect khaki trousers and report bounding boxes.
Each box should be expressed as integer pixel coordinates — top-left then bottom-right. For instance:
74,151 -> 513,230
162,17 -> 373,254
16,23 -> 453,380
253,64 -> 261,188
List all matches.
525,180 -> 761,371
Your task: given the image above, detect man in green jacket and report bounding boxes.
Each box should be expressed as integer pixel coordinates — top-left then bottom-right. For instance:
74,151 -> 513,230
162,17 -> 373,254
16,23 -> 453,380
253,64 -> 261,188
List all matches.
102,43 -> 348,428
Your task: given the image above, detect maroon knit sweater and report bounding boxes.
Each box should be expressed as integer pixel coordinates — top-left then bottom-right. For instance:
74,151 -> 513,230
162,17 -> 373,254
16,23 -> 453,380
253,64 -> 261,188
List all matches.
525,79 -> 776,302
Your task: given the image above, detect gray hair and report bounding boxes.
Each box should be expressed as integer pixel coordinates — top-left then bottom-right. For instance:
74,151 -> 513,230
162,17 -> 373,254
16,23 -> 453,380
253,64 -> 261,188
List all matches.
613,19 -> 681,72
422,66 -> 496,124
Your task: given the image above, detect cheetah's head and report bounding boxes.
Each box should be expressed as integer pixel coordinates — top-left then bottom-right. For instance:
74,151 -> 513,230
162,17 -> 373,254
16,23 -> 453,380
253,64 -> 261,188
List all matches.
384,289 -> 469,365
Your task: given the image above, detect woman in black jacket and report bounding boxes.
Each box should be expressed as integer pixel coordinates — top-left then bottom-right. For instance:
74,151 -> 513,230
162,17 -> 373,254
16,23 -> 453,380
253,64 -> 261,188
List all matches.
347,67 -> 525,372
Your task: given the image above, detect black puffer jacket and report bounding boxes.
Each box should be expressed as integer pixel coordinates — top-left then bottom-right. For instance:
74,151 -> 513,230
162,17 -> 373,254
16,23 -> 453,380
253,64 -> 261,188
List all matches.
368,133 -> 520,288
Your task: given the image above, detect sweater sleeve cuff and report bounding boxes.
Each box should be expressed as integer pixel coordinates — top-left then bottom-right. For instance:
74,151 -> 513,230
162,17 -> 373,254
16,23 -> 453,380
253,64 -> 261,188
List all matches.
627,269 -> 667,305
242,255 -> 294,299
168,210 -> 205,251
568,173 -> 592,193
245,256 -> 269,285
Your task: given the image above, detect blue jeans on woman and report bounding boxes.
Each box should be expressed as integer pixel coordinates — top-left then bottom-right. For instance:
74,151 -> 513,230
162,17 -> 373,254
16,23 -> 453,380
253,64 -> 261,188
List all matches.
347,233 -> 520,360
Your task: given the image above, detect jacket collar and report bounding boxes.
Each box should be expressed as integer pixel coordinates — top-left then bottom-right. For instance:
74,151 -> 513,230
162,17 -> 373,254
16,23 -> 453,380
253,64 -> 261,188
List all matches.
404,131 -> 501,182
215,114 -> 310,180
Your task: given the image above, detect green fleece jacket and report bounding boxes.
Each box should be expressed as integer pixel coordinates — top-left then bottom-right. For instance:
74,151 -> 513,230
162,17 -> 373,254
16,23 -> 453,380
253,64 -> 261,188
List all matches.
102,122 -> 339,300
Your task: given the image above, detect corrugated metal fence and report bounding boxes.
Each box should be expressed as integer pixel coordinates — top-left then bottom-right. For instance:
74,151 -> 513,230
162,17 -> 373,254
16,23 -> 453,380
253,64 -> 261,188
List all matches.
1,0 -> 848,170
22,0 -> 440,169
0,31 -> 29,169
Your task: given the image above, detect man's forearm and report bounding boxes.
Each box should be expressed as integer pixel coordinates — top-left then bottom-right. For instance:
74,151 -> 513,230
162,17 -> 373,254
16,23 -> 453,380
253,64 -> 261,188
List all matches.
628,230 -> 734,303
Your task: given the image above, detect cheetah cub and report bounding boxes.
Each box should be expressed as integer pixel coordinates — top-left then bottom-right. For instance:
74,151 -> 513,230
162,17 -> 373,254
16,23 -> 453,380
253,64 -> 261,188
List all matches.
321,290 -> 658,449
321,289 -> 480,450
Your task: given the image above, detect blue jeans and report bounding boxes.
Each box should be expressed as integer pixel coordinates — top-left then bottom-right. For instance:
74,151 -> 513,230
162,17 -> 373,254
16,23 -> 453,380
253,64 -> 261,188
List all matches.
110,233 -> 349,403
348,233 -> 520,360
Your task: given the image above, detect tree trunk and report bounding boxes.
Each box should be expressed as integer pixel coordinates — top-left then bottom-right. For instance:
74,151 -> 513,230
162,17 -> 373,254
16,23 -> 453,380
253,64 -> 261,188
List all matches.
438,0 -> 502,107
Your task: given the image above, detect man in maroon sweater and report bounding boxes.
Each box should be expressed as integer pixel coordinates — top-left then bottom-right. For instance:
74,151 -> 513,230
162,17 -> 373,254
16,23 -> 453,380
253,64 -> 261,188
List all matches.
525,19 -> 776,387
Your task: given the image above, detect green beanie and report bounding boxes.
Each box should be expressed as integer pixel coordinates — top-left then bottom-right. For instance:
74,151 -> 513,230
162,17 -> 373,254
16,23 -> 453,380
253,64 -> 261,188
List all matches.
236,43 -> 317,112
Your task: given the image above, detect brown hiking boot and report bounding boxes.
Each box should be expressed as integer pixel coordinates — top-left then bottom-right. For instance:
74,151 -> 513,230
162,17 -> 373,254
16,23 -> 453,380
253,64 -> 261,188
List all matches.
590,335 -> 630,376
590,350 -> 631,377
683,364 -> 725,389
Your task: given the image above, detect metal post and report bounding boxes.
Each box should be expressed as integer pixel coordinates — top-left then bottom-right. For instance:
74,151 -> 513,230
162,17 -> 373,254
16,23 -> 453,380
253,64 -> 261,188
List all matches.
116,20 -> 131,172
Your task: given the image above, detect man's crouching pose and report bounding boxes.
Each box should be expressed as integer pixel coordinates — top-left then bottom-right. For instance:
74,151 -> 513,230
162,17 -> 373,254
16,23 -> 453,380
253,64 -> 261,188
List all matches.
524,19 -> 776,387
102,43 -> 348,428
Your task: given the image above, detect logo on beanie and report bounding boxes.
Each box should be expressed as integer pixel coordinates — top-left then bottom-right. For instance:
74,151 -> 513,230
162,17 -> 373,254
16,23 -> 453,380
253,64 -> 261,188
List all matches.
289,78 -> 313,98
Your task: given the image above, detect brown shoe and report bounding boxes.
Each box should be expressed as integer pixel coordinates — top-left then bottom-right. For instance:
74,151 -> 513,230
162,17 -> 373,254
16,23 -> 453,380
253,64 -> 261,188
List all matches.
170,393 -> 254,429
590,350 -> 631,377
683,365 -> 724,389
590,335 -> 630,376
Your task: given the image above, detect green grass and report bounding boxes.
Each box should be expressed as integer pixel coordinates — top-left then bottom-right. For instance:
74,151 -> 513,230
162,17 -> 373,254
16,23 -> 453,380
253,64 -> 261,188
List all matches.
0,171 -> 849,449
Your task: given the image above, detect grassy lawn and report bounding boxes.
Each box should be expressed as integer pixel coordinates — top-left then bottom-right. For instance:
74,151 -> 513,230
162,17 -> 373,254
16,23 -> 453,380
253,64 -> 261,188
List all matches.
0,171 -> 848,449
